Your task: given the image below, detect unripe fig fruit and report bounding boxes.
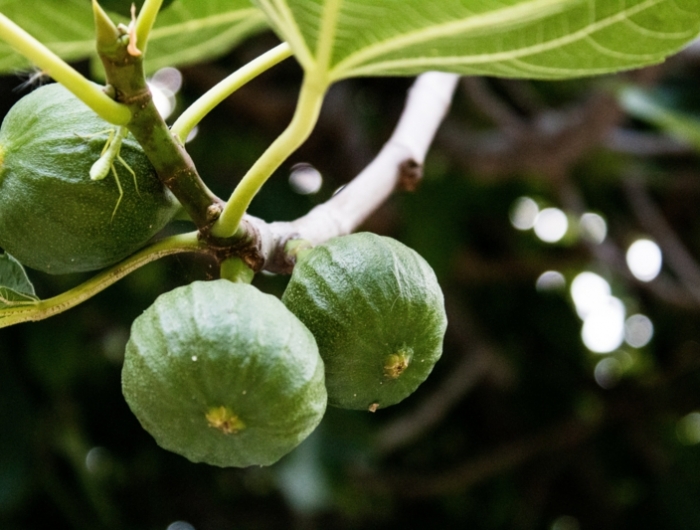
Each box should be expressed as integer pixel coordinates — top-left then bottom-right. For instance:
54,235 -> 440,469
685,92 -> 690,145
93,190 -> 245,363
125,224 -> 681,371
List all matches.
282,232 -> 447,411
122,280 -> 327,467
0,83 -> 180,274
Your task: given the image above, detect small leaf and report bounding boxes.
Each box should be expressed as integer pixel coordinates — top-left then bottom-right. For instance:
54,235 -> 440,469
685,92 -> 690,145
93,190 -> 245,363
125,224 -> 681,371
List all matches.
0,253 -> 38,308
253,0 -> 700,84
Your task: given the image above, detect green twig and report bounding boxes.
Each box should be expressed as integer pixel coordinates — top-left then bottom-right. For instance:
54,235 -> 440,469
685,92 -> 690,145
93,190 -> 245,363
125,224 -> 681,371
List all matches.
134,0 -> 164,55
211,75 -> 327,238
0,232 -> 208,328
94,9 -> 224,233
0,13 -> 131,125
172,42 -> 293,143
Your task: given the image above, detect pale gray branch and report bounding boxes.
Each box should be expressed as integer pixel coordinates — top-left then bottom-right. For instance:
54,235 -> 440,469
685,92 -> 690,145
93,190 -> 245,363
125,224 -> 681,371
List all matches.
249,72 -> 460,272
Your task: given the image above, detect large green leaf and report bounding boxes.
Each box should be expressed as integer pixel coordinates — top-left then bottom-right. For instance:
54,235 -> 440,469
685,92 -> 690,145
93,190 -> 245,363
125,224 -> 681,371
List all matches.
253,0 -> 700,83
0,0 -> 268,75
0,253 -> 38,308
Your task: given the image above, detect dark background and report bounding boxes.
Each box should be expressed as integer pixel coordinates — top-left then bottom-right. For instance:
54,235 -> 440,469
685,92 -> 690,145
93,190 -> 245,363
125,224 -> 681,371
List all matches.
2,29 -> 700,530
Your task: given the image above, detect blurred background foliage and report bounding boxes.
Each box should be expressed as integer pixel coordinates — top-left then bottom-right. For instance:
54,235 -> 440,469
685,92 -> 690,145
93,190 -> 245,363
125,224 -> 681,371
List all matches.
2,22 -> 700,530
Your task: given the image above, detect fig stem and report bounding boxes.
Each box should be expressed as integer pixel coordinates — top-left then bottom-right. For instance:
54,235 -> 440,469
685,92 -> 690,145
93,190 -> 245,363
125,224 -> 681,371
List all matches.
211,75 -> 327,238
0,232 -> 208,328
0,13 -> 131,125
134,0 -> 164,56
171,42 -> 293,143
94,7 -> 225,234
220,257 -> 255,284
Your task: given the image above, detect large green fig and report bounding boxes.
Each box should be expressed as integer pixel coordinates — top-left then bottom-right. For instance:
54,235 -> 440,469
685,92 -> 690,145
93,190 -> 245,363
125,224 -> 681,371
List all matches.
122,280 -> 327,468
282,232 -> 447,411
0,83 -> 180,274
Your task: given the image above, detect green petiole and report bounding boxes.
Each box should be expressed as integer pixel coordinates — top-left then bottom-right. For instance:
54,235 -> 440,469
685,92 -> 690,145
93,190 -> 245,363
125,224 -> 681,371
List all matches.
134,0 -> 164,56
210,75 -> 327,239
219,257 -> 255,284
0,12 -> 131,125
0,232 -> 208,328
171,42 -> 293,143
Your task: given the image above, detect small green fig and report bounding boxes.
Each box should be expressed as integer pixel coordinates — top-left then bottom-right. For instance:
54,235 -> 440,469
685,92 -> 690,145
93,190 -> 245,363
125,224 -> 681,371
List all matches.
0,83 -> 180,274
282,232 -> 447,411
122,280 -> 327,468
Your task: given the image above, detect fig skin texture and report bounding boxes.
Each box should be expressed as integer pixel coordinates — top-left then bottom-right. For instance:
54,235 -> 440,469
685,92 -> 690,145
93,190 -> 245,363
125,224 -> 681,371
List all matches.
282,232 -> 447,411
0,83 -> 180,274
122,280 -> 327,468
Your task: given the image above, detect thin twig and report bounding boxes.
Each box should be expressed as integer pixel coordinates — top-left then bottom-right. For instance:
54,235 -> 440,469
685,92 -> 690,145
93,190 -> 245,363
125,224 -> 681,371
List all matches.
246,72 -> 460,273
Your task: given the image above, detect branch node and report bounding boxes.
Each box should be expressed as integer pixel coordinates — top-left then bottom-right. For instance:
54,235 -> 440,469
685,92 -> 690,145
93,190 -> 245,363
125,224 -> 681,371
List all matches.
397,159 -> 422,192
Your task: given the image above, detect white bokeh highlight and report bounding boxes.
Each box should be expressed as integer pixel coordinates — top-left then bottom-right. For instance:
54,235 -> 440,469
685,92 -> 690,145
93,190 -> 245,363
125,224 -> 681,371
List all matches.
534,208 -> 568,243
536,270 -> 566,292
581,296 -> 626,354
510,196 -> 539,230
148,67 -> 183,121
579,212 -> 607,244
570,272 -> 611,319
289,164 -> 323,195
624,314 -> 654,348
626,239 -> 662,282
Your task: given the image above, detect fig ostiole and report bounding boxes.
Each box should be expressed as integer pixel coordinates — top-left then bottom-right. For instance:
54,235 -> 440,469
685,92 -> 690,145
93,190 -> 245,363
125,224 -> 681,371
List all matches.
0,83 -> 180,274
122,280 -> 327,468
282,232 -> 448,411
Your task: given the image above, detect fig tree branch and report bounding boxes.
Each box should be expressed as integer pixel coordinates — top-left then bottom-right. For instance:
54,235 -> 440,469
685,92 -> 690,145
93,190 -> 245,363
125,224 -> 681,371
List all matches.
273,71 -> 459,253
0,71 -> 459,324
93,0 -> 225,234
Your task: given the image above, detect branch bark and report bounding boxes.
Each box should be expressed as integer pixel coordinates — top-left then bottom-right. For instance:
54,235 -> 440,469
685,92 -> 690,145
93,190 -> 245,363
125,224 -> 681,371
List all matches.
250,71 -> 460,272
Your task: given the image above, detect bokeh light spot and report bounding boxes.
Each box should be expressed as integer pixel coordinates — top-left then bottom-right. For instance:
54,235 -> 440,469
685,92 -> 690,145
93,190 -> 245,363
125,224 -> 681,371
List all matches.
85,446 -> 109,475
581,296 -> 625,353
289,163 -> 323,195
151,67 -> 183,93
594,357 -> 623,389
626,239 -> 662,282
570,272 -> 611,319
552,515 -> 581,530
148,67 -> 183,121
536,270 -> 566,292
534,207 -> 568,243
509,196 -> 539,230
166,522 -> 195,530
186,125 -> 199,144
677,412 -> 700,445
624,314 -> 654,348
579,212 -> 607,244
